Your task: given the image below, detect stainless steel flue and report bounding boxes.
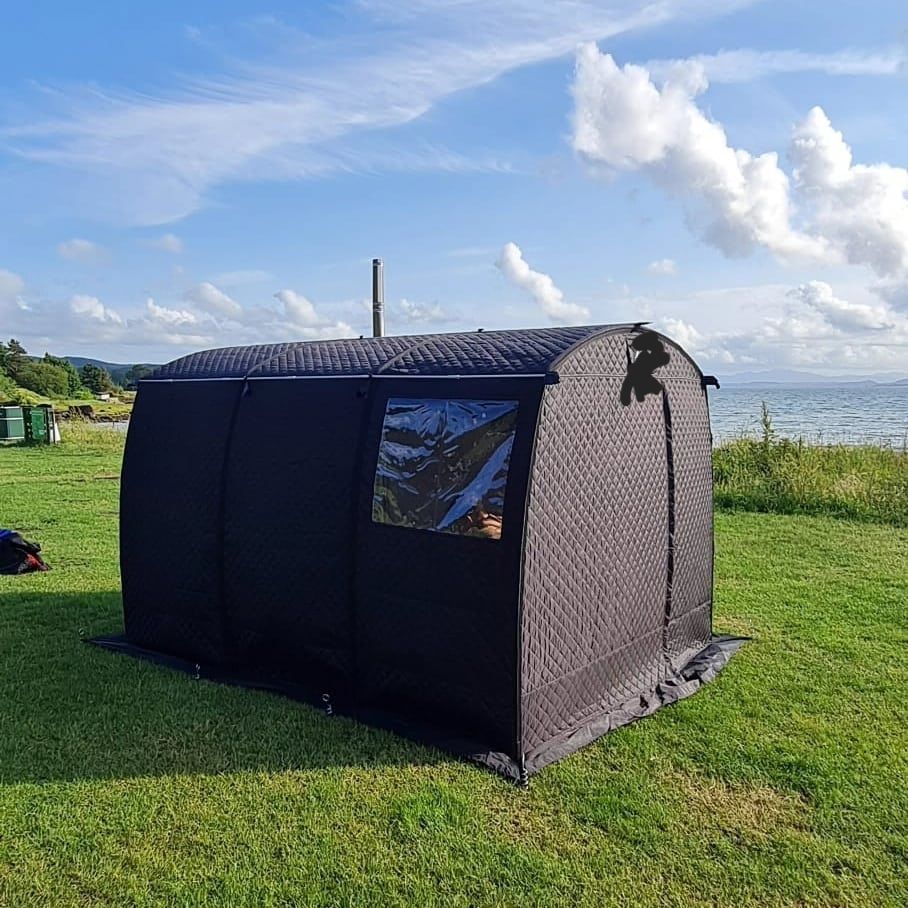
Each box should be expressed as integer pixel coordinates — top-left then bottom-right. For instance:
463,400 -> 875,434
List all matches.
372,258 -> 384,338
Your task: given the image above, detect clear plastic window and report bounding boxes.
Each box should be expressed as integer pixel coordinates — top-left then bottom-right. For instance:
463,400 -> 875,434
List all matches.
372,398 -> 519,540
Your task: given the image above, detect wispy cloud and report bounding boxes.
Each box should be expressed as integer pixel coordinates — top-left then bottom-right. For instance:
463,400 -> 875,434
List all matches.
0,1 -> 753,224
647,258 -> 677,276
57,238 -> 108,264
646,45 -> 908,84
148,233 -> 183,254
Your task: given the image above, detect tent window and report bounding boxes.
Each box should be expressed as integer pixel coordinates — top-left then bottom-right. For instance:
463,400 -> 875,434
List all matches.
372,398 -> 519,540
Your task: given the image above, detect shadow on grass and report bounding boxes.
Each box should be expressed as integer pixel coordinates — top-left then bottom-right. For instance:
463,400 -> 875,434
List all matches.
0,591 -> 445,785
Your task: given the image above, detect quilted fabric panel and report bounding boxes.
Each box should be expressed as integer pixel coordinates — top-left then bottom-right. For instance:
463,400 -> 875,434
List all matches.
556,327 -> 704,385
382,327 -> 598,376
523,629 -> 666,749
553,329 -> 631,376
665,379 -> 714,663
520,371 -> 669,752
149,326 -> 633,380
152,344 -> 296,379
120,380 -> 240,663
251,336 -> 413,376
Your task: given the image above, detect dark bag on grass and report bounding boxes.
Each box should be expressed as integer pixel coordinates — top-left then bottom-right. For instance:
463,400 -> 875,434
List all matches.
0,529 -> 49,574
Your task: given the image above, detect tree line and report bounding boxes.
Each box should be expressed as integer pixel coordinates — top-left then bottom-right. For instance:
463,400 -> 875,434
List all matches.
0,339 -> 152,399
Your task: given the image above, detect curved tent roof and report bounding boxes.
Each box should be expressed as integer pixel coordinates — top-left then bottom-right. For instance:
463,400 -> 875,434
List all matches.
150,325 -> 639,380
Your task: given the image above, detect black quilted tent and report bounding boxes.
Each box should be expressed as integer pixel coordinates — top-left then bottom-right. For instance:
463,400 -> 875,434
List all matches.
97,324 -> 743,780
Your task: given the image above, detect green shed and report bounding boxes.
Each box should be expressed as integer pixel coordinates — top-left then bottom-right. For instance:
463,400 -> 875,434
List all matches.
0,406 -> 25,442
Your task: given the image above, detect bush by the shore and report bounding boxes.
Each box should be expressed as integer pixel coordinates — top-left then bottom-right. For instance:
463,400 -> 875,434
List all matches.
714,426 -> 908,527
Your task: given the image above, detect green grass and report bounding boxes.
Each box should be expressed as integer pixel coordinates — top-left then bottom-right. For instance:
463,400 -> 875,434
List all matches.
714,436 -> 908,527
1,429 -> 906,906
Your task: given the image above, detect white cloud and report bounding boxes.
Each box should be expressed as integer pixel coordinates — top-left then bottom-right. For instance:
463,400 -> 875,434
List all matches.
571,45 -> 828,262
1,1 -> 752,224
874,277 -> 908,312
655,280 -> 908,372
149,233 -> 183,253
398,298 -> 452,325
0,269 -> 26,305
646,46 -> 908,84
273,289 -> 355,338
571,46 -> 908,287
184,282 -> 242,318
496,242 -> 589,323
57,238 -> 107,264
790,107 -> 908,277
69,294 -> 123,324
647,258 -> 677,276
790,281 -> 895,332
145,298 -> 199,327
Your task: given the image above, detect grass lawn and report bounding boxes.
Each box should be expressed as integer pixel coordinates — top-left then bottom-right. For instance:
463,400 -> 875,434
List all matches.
1,428 -> 906,907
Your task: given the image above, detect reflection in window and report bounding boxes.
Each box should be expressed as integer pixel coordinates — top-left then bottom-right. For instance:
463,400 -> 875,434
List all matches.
372,398 -> 519,540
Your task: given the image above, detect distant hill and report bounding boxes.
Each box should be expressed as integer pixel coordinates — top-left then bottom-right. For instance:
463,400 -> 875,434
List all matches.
63,357 -> 160,385
722,368 -> 908,387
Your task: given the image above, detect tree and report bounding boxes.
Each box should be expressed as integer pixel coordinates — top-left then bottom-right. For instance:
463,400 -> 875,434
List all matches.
80,362 -> 115,394
44,354 -> 87,397
13,360 -> 70,397
3,339 -> 28,380
124,363 -> 154,389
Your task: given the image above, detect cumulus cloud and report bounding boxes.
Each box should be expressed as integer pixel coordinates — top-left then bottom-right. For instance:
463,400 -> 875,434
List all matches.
398,298 -> 452,325
273,289 -> 355,338
145,298 -> 199,327
656,280 -> 908,371
149,233 -> 183,253
0,268 -> 26,305
69,293 -> 123,324
57,238 -> 107,264
571,45 -> 908,280
790,108 -> 908,276
790,280 -> 895,332
647,258 -> 677,276
184,281 -> 242,318
496,242 -> 589,323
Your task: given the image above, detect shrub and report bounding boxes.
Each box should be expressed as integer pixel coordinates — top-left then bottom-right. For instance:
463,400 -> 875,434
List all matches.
713,408 -> 908,527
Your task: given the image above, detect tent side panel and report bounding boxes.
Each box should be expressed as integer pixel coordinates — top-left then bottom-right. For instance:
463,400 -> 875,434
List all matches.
520,361 -> 669,756
663,374 -> 714,667
220,378 -> 366,691
120,380 -> 241,663
354,377 -> 543,761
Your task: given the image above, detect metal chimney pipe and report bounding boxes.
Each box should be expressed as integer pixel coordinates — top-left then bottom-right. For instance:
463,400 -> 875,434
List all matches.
372,258 -> 385,337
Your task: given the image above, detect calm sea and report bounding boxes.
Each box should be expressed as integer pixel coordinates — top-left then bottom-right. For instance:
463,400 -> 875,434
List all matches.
709,385 -> 908,448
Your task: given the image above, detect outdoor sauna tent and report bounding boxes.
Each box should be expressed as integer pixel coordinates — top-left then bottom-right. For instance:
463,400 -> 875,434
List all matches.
101,324 -> 743,780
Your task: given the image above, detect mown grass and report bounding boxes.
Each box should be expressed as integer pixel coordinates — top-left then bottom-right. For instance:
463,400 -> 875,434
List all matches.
714,408 -> 908,527
1,428 -> 906,906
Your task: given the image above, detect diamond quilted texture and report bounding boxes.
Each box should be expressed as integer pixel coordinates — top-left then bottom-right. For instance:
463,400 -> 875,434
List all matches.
665,379 -> 714,665
520,362 -> 669,752
150,326 -> 645,381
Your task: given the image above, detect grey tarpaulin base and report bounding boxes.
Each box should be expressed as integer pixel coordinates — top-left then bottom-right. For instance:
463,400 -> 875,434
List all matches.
525,634 -> 748,774
89,633 -> 746,783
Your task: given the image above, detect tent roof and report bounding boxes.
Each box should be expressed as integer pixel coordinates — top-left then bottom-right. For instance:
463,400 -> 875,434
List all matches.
149,325 -> 636,380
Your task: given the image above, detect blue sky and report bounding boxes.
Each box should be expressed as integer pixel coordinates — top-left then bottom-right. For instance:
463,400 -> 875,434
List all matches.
1,0 -> 907,375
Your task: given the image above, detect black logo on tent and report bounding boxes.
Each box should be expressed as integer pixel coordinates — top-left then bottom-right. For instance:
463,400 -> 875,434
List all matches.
621,332 -> 670,406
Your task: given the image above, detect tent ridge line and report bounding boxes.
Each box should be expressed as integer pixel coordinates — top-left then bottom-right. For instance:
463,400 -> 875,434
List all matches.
213,379 -> 249,664
661,389 -> 677,668
513,379 -> 549,766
